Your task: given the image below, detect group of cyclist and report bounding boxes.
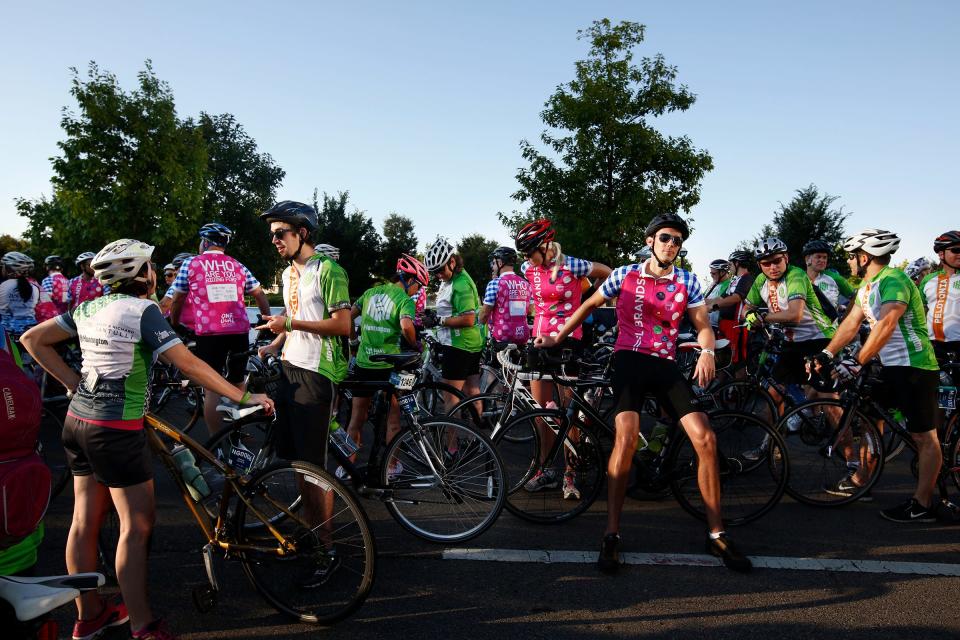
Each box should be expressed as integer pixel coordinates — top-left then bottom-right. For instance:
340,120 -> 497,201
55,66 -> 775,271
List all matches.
5,201 -> 960,637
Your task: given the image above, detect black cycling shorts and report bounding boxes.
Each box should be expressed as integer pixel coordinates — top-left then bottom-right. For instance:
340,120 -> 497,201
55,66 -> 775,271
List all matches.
773,338 -> 831,386
538,337 -> 583,378
440,345 -> 481,381
344,364 -> 393,398
194,333 -> 250,383
610,350 -> 699,421
874,366 -> 939,434
63,416 -> 153,488
276,362 -> 333,466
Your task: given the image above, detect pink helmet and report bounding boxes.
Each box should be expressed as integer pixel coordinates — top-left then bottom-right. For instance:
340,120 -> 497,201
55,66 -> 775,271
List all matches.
397,254 -> 429,287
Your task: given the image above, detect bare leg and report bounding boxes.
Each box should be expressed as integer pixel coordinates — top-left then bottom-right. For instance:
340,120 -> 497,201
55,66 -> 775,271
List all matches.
67,475 -> 111,620
605,412 -> 640,535
679,412 -> 723,533
108,480 -> 156,631
346,395 -> 373,462
913,429 -> 942,507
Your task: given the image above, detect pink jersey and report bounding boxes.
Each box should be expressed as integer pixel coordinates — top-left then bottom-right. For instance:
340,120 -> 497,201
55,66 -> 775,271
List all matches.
68,275 -> 106,310
521,256 -> 592,340
43,272 -> 70,315
600,263 -> 705,360
186,253 -> 249,336
485,273 -> 531,344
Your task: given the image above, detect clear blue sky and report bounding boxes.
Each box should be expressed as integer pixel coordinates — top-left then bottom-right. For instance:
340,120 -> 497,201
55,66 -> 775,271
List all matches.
1,1 -> 957,278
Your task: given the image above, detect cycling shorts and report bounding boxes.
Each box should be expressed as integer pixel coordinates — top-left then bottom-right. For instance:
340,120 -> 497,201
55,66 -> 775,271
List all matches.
63,416 -> 153,488
276,362 -> 333,467
610,350 -> 699,421
194,333 -> 249,383
344,365 -> 393,398
440,345 -> 481,381
874,366 -> 939,434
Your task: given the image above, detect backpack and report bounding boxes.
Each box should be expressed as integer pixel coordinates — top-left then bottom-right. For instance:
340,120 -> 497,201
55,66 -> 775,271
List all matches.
811,285 -> 839,322
0,341 -> 50,550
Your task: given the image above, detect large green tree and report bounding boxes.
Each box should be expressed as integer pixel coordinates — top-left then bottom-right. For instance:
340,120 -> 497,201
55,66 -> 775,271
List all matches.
312,190 -> 382,297
457,234 -> 499,295
377,213 -> 418,280
500,19 -> 713,265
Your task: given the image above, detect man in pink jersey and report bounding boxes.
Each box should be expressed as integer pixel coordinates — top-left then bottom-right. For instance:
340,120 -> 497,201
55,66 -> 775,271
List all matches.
41,255 -> 70,315
537,213 -> 752,574
68,252 -> 109,310
480,246 -> 532,344
170,223 -> 271,436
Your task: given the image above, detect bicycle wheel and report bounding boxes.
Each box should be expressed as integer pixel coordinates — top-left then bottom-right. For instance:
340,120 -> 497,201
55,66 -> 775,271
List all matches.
777,400 -> 884,506
38,407 -> 71,499
199,420 -> 278,520
492,409 -> 605,524
413,380 -> 470,418
382,417 -> 505,542
234,461 -> 376,625
711,380 -> 778,426
669,410 -> 788,526
150,384 -> 203,436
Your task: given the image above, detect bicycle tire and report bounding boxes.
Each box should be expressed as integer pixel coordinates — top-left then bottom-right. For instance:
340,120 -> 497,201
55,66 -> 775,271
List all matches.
777,399 -> 884,506
414,380 -> 471,419
445,391 -> 532,442
492,409 -> 605,524
234,461 -> 376,625
150,384 -> 203,437
382,417 -> 506,542
669,410 -> 788,526
710,379 -> 778,426
38,407 -> 71,499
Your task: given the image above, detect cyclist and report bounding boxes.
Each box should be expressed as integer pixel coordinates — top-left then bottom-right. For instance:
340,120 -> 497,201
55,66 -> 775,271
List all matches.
711,250 -> 755,366
536,213 -> 751,573
315,243 -> 341,261
68,252 -> 108,310
20,238 -> 273,640
479,246 -> 531,345
906,257 -> 934,286
813,229 -> 942,522
256,201 -> 352,587
920,231 -> 960,365
161,263 -> 176,294
0,252 -> 52,335
169,224 -> 272,437
41,255 -> 70,315
343,254 -> 428,470
158,253 -> 194,328
803,239 -> 855,316
514,219 -> 611,498
705,258 -> 732,327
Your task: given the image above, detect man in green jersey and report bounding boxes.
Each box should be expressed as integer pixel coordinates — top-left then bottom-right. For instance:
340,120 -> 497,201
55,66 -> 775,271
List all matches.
920,230 -> 960,364
814,229 -> 943,522
344,255 -> 428,464
803,239 -> 855,316
705,258 -> 732,327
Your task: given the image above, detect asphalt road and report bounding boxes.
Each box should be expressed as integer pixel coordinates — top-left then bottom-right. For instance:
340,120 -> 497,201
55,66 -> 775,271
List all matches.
34,433 -> 960,640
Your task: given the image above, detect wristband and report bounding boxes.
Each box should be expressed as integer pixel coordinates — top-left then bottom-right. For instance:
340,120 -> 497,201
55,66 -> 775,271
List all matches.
701,348 -> 715,357
821,348 -> 834,360
240,391 -> 251,405
285,316 -> 293,332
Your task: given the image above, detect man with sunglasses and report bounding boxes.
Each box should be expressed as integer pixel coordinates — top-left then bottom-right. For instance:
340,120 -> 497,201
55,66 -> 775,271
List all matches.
920,231 -> 960,366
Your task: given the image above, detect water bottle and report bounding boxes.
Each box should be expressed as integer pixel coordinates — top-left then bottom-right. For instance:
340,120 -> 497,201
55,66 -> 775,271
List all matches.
645,422 -> 670,454
172,446 -> 211,501
229,441 -> 256,475
329,418 -> 359,457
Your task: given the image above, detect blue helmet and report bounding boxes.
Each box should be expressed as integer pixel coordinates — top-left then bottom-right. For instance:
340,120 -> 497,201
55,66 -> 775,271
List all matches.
199,223 -> 233,247
260,201 -> 318,232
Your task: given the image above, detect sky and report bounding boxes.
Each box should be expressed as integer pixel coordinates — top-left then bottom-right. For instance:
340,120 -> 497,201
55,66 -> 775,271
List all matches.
1,1 -> 957,280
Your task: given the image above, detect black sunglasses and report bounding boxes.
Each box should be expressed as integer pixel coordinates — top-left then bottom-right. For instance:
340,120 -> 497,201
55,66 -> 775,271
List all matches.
947,247 -> 960,255
657,232 -> 683,247
269,228 -> 298,241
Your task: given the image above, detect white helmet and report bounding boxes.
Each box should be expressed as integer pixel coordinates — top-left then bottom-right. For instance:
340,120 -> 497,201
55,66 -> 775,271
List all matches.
425,237 -> 455,272
75,251 -> 96,265
904,257 -> 932,280
843,229 -> 900,257
92,239 -> 155,286
754,237 -> 788,261
315,244 -> 340,261
2,251 -> 34,276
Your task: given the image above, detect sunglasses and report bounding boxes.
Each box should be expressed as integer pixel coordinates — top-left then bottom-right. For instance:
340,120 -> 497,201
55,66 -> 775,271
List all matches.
759,255 -> 786,268
657,233 -> 683,247
164,272 -> 175,278
947,247 -> 960,255
269,228 -> 296,241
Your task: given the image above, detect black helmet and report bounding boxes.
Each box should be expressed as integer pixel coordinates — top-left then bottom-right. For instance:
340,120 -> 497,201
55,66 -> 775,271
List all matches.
728,250 -> 753,264
802,240 -> 831,257
198,222 -> 234,247
934,230 -> 960,253
489,246 -> 518,265
644,213 -> 690,240
44,255 -> 63,268
260,200 -> 318,232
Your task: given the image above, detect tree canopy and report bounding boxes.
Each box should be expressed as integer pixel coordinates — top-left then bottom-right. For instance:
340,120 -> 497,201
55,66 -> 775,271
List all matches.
377,213 -> 418,280
457,234 -> 499,295
312,190 -> 382,297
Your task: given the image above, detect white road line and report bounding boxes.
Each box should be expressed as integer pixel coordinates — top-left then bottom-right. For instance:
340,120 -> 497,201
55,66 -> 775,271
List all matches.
442,548 -> 960,576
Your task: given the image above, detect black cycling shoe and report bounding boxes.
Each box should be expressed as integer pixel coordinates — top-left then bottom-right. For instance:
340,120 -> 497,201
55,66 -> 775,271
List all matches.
706,533 -> 752,573
597,533 -> 622,574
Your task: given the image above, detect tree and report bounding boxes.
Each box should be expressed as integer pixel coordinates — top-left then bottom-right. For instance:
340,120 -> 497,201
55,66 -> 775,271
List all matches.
0,235 -> 30,256
377,213 -> 418,280
457,234 -> 499,295
312,190 -> 382,297
753,185 -> 851,275
499,19 -> 713,266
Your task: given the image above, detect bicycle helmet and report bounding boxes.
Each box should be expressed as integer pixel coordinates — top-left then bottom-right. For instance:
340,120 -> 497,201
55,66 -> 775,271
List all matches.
644,213 -> 690,240
198,222 -> 234,247
315,244 -> 340,261
514,219 -> 555,253
171,252 -> 193,268
91,239 -> 155,286
728,250 -> 753,264
802,240 -> 831,257
44,255 -> 63,269
489,246 -> 518,265
162,263 -> 177,273
425,237 -> 455,272
75,251 -> 96,265
754,237 -> 788,261
2,252 -> 34,276
259,200 -> 318,232
842,229 -> 900,257
709,259 -> 730,272
904,257 -> 932,280
934,230 -> 960,253
396,254 -> 429,287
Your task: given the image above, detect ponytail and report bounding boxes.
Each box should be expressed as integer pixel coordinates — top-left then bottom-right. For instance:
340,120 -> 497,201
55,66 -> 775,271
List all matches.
16,277 -> 32,303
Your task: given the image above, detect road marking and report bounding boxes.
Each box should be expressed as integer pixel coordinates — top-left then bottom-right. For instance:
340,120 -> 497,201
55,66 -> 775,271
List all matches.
442,548 -> 960,576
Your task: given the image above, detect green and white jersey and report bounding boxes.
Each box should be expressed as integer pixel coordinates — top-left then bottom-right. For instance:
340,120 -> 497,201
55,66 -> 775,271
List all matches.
746,265 -> 835,342
919,270 -> 960,343
354,284 -> 415,370
436,269 -> 482,352
813,270 -> 856,309
705,278 -> 732,326
56,294 -> 181,427
856,267 -> 938,370
281,254 -> 351,383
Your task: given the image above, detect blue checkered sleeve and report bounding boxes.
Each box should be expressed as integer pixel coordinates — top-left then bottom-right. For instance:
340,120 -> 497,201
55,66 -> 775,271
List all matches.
681,269 -> 705,306
241,265 -> 261,293
169,259 -> 192,294
600,264 -> 638,299
482,277 -> 500,306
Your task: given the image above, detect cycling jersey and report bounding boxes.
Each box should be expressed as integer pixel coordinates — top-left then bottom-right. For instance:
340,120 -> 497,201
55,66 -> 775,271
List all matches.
746,265 -> 835,342
163,287 -> 196,331
483,271 -> 531,344
719,273 -> 754,322
41,272 -> 70,314
67,275 -> 108,310
920,270 -> 960,343
856,266 -> 937,370
281,254 -> 351,382
705,278 -> 731,326
169,251 -> 259,336
412,287 -> 427,326
600,262 -> 704,360
812,270 -> 855,310
520,256 -> 593,340
436,269 -> 482,352
0,278 -> 51,334
55,294 -> 182,428
354,284 -> 415,370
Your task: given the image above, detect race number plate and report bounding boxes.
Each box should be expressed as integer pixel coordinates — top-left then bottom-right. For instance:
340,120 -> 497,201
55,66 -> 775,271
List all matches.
390,372 -> 417,391
938,386 -> 957,410
398,394 -> 419,415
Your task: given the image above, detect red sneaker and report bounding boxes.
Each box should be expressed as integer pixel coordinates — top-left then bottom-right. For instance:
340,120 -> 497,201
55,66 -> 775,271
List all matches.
72,598 -> 129,640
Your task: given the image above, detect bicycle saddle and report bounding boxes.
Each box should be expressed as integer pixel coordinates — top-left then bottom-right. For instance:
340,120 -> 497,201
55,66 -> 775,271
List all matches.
0,573 -> 103,621
368,352 -> 422,370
